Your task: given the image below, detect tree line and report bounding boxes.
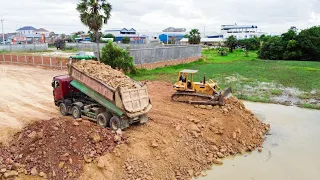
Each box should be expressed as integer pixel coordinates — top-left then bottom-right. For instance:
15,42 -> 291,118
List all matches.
226,26 -> 320,61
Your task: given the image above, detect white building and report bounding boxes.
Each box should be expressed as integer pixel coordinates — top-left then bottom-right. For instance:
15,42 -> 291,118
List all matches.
220,25 -> 264,39
207,25 -> 265,40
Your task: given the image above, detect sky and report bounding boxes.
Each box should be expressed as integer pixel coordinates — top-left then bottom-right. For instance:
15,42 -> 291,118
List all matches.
1,0 -> 320,35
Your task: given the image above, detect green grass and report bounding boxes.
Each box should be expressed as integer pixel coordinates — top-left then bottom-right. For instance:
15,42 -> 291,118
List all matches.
271,89 -> 283,95
237,94 -> 270,103
301,103 -> 320,110
61,47 -> 78,52
130,49 -> 320,92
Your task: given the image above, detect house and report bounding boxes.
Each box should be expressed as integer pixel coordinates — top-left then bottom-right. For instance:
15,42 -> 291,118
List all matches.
163,27 -> 186,32
104,28 -> 147,44
16,26 -> 38,35
16,26 -> 50,38
34,28 -> 49,37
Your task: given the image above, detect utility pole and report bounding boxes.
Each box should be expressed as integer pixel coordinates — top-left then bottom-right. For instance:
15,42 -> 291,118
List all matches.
166,29 -> 169,44
1,18 -> 4,45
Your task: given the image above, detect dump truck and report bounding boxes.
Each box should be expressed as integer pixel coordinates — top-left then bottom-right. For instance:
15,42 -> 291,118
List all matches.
52,60 -> 152,130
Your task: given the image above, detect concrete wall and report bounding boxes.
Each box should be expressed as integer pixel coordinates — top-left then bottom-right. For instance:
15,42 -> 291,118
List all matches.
0,43 -> 48,52
66,42 -> 164,51
130,45 -> 202,65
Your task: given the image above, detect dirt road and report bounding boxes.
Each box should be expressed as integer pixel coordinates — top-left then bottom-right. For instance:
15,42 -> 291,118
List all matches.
0,64 -> 64,144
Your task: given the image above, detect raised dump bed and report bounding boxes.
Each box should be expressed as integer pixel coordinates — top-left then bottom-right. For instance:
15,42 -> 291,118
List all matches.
69,64 -> 152,117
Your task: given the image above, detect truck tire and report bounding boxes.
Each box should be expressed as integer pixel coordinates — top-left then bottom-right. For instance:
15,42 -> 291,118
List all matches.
72,106 -> 81,119
97,113 -> 111,128
109,116 -> 121,130
59,103 -> 68,116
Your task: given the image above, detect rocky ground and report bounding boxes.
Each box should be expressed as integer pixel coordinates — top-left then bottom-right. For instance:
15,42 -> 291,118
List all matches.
0,117 -> 121,179
0,78 -> 269,180
74,60 -> 138,89
80,81 -> 270,180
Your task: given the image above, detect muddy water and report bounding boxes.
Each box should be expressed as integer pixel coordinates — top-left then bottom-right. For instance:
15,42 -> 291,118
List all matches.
201,102 -> 320,180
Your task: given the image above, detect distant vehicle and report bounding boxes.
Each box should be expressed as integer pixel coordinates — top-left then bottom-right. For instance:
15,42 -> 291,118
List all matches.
54,40 -> 66,50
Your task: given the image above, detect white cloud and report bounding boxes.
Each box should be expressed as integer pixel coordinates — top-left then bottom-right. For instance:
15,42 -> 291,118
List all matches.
0,0 -> 319,34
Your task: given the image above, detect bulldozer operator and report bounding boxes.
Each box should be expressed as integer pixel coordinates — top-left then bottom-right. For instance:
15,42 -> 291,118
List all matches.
179,73 -> 186,83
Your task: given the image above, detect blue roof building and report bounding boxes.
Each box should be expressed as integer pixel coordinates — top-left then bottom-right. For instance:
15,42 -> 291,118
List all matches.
159,33 -> 184,43
104,28 -> 147,44
16,26 -> 37,31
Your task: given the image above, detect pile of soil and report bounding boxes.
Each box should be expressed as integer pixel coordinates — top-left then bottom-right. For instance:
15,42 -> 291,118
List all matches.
80,81 -> 270,180
0,81 -> 270,180
74,60 -> 137,89
0,117 -> 120,180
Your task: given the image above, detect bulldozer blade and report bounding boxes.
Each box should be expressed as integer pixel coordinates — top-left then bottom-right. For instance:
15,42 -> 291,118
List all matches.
221,87 -> 232,99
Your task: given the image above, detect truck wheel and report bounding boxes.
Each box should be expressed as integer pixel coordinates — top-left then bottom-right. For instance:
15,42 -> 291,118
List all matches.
59,103 -> 68,116
109,116 -> 121,130
97,113 -> 111,128
72,106 -> 81,119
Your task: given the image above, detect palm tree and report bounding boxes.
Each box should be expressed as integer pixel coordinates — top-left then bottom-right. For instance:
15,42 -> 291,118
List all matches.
77,0 -> 112,62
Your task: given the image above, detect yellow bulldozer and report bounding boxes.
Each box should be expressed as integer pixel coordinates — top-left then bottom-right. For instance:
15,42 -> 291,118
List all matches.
172,69 -> 232,106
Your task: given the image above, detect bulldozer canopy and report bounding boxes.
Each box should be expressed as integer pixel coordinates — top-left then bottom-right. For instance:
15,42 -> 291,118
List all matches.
180,69 -> 198,74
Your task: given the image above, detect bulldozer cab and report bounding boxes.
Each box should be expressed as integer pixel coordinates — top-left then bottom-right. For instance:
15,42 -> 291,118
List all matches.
174,69 -> 198,91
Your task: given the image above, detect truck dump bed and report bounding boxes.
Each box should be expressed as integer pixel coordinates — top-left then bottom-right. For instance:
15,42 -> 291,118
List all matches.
68,64 -> 152,118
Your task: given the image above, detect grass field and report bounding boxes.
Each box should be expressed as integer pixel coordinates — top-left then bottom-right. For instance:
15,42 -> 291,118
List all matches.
130,49 -> 320,109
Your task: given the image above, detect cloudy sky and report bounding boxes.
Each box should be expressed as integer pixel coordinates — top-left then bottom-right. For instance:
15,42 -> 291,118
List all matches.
1,0 -> 320,35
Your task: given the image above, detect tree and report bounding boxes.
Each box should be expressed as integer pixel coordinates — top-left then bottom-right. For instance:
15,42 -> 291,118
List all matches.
258,36 -> 284,60
101,41 -> 136,73
184,34 -> 189,38
297,26 -> 320,60
77,0 -> 112,62
122,37 -> 130,44
49,32 -> 55,38
169,36 -> 176,44
60,34 -> 66,40
238,37 -> 260,50
226,35 -> 237,52
88,30 -> 102,42
103,33 -> 116,41
188,29 -> 201,44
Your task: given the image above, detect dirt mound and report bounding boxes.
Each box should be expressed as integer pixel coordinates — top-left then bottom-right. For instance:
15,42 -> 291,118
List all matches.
74,60 -> 137,89
0,117 -> 119,180
80,81 -> 270,180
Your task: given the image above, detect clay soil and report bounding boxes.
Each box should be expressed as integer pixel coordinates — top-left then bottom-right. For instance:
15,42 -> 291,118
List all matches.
74,60 -> 137,89
0,117 -> 117,179
0,64 -> 269,180
80,81 -> 269,180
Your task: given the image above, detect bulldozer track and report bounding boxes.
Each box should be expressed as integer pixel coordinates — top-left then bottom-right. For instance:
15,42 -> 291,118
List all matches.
171,92 -> 219,104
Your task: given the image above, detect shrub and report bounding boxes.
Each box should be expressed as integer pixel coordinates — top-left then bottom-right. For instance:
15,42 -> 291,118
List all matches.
101,41 -> 136,73
121,37 -> 130,44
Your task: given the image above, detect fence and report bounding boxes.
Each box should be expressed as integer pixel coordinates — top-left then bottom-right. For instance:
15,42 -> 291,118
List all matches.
0,54 -> 68,70
0,43 -> 48,52
130,45 -> 202,65
66,42 -> 164,51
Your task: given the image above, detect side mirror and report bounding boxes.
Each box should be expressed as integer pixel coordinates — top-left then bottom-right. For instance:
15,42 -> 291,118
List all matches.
51,81 -> 55,88
55,81 -> 60,88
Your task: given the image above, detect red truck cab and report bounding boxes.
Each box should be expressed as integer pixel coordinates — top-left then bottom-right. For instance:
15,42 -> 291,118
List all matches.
52,75 -> 74,104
